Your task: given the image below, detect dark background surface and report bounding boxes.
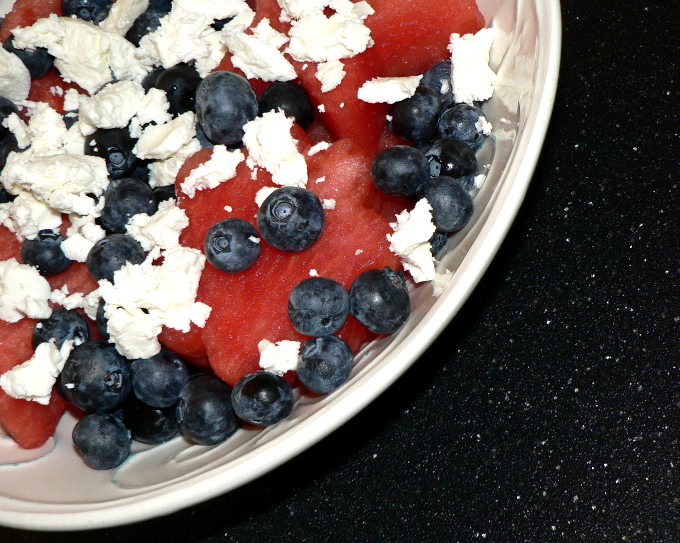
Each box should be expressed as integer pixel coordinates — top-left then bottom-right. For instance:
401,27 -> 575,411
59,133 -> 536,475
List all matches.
2,0 -> 678,541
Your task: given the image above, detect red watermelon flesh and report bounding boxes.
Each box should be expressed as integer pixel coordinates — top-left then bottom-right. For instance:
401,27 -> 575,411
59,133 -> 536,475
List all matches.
167,137 -> 401,386
0,319 -> 67,449
364,0 -> 485,77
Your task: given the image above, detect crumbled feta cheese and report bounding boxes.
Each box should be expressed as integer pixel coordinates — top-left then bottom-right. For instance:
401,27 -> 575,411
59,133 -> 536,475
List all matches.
285,2 -> 375,63
258,339 -> 300,376
448,28 -> 497,104
0,340 -> 74,405
1,151 -> 109,216
23,102 -> 69,155
255,186 -> 278,207
62,88 -> 82,112
180,146 -> 245,198
322,198 -> 336,210
99,0 -> 150,35
138,0 -> 253,77
251,18 -> 290,49
128,88 -> 172,138
307,141 -> 331,156
3,113 -> 30,149
61,213 -> 106,262
78,80 -> 147,135
315,176 -> 326,183
309,269 -> 318,277
318,103 -> 326,113
0,47 -> 31,103
357,75 -> 422,104
0,191 -> 62,241
387,199 -> 437,283
99,246 -> 212,359
12,16 -> 148,93
243,111 -> 308,187
0,258 -> 53,323
222,30 -> 297,82
475,115 -> 493,136
316,60 -> 345,92
135,112 -> 197,161
126,200 -> 190,251
431,270 -> 453,297
355,249 -> 363,255
148,138 -> 202,188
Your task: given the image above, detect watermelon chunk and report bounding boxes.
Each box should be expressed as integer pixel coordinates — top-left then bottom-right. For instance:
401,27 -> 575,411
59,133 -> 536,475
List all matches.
165,135 -> 401,386
0,319 -> 67,449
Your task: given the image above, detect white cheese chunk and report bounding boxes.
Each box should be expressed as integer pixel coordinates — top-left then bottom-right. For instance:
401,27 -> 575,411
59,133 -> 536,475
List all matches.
3,113 -> 30,150
99,247 -> 211,359
0,47 -> 31,103
448,28 -> 497,104
0,340 -> 74,405
0,191 -> 62,241
258,339 -> 301,376
243,111 -> 307,188
79,80 -> 147,135
148,138 -> 202,188
0,258 -> 53,323
126,200 -> 190,251
128,88 -> 172,139
358,75 -> 423,104
138,0 -> 253,75
180,145 -> 245,199
135,112 -> 197,161
316,60 -> 345,92
1,151 -> 109,216
12,16 -> 148,94
61,213 -> 107,262
251,18 -> 290,49
255,186 -> 278,207
307,141 -> 331,156
99,0 -> 150,35
387,199 -> 437,283
222,30 -> 297,82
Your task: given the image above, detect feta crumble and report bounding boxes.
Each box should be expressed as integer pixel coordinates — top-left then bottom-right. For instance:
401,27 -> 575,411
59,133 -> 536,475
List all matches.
180,146 -> 245,198
258,339 -> 301,376
448,27 -> 497,104
387,199 -> 437,283
358,75 -> 423,104
0,258 -> 53,323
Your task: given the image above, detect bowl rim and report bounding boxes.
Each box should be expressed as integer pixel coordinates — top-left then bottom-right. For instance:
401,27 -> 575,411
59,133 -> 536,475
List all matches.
0,0 -> 562,531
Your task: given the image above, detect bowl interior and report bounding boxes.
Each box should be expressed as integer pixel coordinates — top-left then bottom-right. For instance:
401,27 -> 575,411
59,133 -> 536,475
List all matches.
0,0 -> 561,530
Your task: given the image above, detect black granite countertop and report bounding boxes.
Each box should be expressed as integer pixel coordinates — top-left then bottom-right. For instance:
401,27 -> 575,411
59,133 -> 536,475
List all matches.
2,0 -> 678,541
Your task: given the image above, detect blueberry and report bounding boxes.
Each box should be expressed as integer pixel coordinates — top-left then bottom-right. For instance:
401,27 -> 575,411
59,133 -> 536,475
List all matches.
211,17 -> 235,31
96,299 -> 109,339
153,184 -> 176,203
288,277 -> 349,336
0,133 -> 20,175
84,128 -> 138,180
125,8 -> 166,47
258,81 -> 315,130
195,71 -> 258,146
391,85 -> 442,143
0,184 -> 15,203
204,218 -> 261,273
231,370 -> 294,427
154,63 -> 202,116
429,229 -> 450,256
424,138 -> 479,179
60,340 -> 132,413
100,177 -> 158,234
72,413 -> 130,469
437,103 -> 490,150
141,66 -> 165,91
421,177 -> 474,233
20,229 -> 72,276
123,397 -> 179,445
348,267 -> 410,334
62,0 -> 112,23
257,186 -> 325,252
297,336 -> 354,394
420,59 -> 454,107
32,308 -> 89,349
0,96 -> 20,145
3,35 -> 54,79
194,121 -> 214,149
86,234 -> 146,283
130,348 -> 190,408
370,145 -> 429,197
457,174 -> 477,192
177,375 -> 238,445
148,0 -> 173,10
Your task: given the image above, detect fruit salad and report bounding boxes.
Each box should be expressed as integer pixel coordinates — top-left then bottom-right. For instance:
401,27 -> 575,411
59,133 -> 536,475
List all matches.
0,0 -> 497,469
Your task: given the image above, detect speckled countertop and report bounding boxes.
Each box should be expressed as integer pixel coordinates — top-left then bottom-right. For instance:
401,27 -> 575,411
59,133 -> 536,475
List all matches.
2,0 -> 678,541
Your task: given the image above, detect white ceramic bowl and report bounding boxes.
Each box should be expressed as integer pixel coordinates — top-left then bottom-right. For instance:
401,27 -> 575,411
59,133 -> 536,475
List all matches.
0,0 -> 561,531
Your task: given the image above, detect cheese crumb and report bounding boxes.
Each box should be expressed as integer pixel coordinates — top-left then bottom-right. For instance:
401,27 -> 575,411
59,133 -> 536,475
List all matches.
358,75 -> 423,104
316,60 -> 346,92
387,199 -> 437,283
448,28 -> 497,104
180,146 -> 245,198
258,339 -> 301,376
0,258 -> 53,323
308,141 -> 331,156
